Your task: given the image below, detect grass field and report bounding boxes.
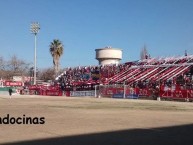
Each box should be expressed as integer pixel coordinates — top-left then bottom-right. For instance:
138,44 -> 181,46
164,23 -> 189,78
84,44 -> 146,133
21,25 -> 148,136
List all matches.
0,95 -> 193,145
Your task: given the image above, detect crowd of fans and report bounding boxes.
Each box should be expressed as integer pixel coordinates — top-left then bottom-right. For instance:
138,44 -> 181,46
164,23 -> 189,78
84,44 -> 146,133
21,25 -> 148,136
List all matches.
56,55 -> 193,91
57,64 -> 130,86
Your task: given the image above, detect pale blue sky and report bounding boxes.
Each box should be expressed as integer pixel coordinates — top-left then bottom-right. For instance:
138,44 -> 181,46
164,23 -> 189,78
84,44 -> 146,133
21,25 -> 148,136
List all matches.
0,0 -> 193,68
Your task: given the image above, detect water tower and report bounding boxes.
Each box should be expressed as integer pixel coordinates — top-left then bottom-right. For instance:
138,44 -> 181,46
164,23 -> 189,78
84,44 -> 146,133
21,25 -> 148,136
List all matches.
95,46 -> 122,65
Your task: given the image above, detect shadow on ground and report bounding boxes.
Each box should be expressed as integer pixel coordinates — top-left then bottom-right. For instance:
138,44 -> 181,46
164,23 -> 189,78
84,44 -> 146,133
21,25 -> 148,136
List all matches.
3,124 -> 193,145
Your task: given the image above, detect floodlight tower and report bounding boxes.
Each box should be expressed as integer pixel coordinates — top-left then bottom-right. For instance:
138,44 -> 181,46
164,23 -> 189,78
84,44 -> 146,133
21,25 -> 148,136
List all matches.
30,22 -> 40,85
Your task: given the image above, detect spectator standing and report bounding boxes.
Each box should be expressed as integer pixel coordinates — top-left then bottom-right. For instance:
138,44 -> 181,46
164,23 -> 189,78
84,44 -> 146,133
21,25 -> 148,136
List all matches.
8,88 -> 13,97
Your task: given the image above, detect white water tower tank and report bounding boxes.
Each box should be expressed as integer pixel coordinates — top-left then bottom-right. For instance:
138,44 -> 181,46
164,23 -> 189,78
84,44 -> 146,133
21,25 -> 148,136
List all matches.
95,46 -> 122,65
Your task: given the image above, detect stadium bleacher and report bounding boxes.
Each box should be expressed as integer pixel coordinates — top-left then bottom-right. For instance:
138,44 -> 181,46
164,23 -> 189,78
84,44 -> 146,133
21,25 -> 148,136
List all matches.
56,55 -> 193,91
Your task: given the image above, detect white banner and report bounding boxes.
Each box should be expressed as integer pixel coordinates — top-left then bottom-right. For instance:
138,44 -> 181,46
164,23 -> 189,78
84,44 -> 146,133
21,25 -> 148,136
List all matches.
70,91 -> 95,97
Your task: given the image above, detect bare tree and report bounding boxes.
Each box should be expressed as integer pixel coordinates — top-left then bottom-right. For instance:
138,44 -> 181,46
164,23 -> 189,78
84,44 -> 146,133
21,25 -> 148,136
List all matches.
0,56 -> 6,78
140,45 -> 149,60
0,55 -> 30,79
7,55 -> 29,76
0,56 -> 5,70
38,68 -> 55,81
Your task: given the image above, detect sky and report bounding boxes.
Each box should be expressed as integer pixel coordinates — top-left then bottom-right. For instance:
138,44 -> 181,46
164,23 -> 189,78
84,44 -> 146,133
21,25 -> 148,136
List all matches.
0,0 -> 193,68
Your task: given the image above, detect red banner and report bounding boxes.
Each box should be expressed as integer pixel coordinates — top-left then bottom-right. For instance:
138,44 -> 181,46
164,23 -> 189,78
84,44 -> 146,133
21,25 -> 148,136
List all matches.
99,86 -> 193,99
160,89 -> 193,99
4,81 -> 23,86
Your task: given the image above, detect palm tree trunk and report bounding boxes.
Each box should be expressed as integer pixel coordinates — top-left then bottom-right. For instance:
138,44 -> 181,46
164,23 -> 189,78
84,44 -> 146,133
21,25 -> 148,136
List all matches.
53,55 -> 60,76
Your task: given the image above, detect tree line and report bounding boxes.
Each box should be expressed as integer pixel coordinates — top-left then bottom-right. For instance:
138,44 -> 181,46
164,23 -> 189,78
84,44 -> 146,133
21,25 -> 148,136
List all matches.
0,39 -> 64,82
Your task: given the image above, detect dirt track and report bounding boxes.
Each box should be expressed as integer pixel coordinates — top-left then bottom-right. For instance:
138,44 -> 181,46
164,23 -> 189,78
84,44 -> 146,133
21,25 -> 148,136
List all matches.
0,95 -> 193,145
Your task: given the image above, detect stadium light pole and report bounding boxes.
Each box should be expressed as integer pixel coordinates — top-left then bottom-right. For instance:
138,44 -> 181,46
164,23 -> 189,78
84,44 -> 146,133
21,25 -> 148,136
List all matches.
30,22 -> 40,85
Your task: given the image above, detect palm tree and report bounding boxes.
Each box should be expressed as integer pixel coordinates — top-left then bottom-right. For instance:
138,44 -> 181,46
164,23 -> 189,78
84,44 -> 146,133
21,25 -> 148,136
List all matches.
49,39 -> 64,76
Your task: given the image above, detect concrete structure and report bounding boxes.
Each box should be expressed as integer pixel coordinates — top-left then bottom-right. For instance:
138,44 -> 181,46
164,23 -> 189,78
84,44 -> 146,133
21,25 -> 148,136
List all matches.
95,46 -> 122,65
